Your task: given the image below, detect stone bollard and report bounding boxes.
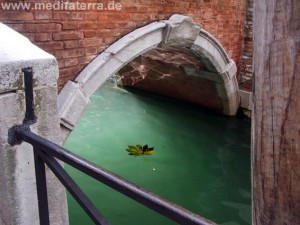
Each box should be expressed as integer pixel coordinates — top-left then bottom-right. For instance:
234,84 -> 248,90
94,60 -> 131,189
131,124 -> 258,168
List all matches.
0,23 -> 68,225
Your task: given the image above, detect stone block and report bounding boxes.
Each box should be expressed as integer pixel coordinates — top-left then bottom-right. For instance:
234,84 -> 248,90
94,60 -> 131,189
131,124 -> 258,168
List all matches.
107,29 -> 164,64
240,90 -> 252,110
75,51 -> 111,86
0,93 -> 43,225
216,78 -> 240,116
104,21 -> 166,55
220,60 -> 237,82
162,14 -> 201,47
0,23 -> 68,225
0,92 -> 24,145
58,81 -> 89,130
80,56 -> 126,97
191,29 -> 230,73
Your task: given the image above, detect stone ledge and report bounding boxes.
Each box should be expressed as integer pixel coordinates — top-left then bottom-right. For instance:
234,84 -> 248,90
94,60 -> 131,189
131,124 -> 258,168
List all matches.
0,23 -> 58,94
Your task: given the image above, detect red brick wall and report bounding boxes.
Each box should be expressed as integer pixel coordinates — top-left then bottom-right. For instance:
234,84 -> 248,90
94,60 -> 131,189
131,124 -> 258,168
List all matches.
239,0 -> 253,91
1,0 -> 249,90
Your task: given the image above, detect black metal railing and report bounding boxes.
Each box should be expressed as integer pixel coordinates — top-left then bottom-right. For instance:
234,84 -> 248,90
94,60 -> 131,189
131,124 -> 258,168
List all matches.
10,125 -> 217,225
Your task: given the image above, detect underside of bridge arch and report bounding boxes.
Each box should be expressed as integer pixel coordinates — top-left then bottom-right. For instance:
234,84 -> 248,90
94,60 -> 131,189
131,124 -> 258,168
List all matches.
58,14 -> 240,140
118,46 -> 229,113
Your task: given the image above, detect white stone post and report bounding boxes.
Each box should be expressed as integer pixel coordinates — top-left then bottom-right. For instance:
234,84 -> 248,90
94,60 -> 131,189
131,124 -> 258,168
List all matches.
0,24 -> 68,225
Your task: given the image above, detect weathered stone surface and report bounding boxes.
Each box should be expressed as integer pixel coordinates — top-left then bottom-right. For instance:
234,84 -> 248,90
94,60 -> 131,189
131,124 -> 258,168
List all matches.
220,60 -> 237,82
31,85 -> 69,225
0,23 -> 58,94
216,77 -> 240,115
240,90 -> 252,110
58,81 -> 89,130
162,14 -> 201,47
191,29 -> 230,73
0,93 -> 40,225
105,21 -> 166,55
0,23 -> 68,225
0,92 -> 37,225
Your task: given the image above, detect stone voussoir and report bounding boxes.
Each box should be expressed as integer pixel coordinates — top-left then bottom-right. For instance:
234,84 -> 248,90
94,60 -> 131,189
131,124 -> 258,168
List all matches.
58,80 -> 89,130
162,14 -> 201,47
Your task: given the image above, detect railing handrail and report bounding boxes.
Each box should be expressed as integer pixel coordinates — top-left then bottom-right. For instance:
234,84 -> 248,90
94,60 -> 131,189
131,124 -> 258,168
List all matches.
14,127 -> 217,225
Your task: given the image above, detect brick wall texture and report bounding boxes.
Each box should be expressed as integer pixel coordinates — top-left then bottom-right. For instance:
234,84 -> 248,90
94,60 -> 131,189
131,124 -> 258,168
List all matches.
239,0 -> 253,91
1,0 -> 252,91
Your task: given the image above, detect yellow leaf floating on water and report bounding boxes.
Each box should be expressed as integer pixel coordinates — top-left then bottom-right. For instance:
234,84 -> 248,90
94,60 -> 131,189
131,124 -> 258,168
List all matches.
127,146 -> 139,152
126,145 -> 155,157
143,151 -> 155,155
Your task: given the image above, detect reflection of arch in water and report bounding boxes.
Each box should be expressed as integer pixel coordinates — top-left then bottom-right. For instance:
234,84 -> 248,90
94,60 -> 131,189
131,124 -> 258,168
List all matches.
58,14 -> 240,139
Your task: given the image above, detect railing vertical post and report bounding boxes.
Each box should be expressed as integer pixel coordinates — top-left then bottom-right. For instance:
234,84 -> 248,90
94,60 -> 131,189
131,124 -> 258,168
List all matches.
33,147 -> 50,225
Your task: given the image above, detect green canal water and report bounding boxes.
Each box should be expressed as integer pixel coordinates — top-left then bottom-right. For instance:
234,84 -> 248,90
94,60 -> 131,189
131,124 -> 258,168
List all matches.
64,82 -> 251,225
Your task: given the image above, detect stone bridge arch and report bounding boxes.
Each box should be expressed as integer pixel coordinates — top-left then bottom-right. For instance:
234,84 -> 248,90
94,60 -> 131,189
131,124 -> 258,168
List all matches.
58,14 -> 240,139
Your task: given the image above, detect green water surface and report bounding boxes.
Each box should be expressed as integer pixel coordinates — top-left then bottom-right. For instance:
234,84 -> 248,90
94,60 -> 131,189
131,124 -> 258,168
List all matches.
64,82 -> 251,225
